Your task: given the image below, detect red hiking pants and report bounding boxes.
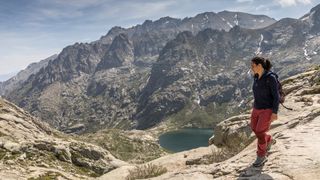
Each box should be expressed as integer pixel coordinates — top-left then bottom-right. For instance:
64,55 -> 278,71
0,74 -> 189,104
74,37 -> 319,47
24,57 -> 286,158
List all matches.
250,108 -> 273,157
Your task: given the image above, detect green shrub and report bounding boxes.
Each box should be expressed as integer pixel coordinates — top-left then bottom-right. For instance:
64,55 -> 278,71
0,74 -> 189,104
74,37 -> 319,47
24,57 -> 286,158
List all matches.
126,163 -> 167,180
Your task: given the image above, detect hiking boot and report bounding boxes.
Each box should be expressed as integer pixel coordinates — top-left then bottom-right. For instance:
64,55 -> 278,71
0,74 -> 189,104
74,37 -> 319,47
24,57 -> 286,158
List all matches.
267,139 -> 276,152
252,156 -> 267,167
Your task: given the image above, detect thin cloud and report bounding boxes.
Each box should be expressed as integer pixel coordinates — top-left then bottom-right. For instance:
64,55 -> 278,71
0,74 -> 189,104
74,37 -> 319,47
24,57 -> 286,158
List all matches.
38,8 -> 83,19
236,0 -> 254,3
92,0 -> 180,23
276,0 -> 312,7
0,31 -> 62,74
35,0 -> 107,9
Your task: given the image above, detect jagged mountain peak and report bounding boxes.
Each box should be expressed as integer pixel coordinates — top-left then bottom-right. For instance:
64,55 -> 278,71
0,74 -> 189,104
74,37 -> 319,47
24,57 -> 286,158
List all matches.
98,26 -> 127,44
106,26 -> 126,36
99,9 -> 275,44
156,16 -> 179,23
216,10 -> 276,29
95,33 -> 134,71
194,11 -> 217,18
217,10 -> 273,18
300,3 -> 320,33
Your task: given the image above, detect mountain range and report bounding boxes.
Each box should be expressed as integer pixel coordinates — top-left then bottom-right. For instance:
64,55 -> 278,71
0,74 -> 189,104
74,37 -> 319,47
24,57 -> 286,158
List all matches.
1,5 -> 320,133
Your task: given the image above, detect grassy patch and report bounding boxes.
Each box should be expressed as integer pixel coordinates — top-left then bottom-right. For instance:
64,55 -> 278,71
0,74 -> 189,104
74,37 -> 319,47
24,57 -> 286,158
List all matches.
75,166 -> 100,178
166,100 -> 238,129
188,142 -> 249,165
311,71 -> 320,86
166,103 -> 212,128
311,64 -> 320,71
81,129 -> 165,164
3,152 -> 21,161
206,144 -> 245,164
126,163 -> 167,180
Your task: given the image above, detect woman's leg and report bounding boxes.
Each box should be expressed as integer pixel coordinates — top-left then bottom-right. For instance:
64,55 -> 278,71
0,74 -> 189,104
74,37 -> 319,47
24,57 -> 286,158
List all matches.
250,108 -> 259,133
251,108 -> 262,157
255,109 -> 273,157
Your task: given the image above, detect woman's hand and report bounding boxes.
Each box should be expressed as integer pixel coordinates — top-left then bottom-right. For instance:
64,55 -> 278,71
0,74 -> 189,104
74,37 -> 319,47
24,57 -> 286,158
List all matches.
271,113 -> 278,121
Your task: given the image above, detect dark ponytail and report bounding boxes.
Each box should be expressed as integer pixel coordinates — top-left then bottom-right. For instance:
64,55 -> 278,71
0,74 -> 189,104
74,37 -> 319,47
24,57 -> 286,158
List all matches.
251,56 -> 272,71
265,59 -> 272,71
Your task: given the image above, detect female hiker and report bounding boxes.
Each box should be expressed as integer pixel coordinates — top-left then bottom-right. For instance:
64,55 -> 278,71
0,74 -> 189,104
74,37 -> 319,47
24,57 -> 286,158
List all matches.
250,56 -> 279,167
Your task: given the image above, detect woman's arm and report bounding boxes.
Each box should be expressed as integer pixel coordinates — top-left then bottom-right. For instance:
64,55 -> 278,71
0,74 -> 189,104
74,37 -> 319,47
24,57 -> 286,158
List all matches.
269,75 -> 280,114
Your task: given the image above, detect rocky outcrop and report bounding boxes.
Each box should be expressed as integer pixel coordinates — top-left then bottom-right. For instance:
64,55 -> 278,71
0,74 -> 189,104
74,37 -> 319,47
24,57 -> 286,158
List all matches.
0,97 -> 127,179
208,114 -> 253,148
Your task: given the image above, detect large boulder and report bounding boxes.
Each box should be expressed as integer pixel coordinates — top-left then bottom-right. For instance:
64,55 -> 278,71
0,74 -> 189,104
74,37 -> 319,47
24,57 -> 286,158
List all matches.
209,114 -> 253,148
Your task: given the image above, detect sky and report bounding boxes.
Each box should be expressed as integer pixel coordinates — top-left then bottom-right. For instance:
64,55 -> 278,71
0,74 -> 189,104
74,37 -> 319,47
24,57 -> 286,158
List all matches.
0,0 -> 319,81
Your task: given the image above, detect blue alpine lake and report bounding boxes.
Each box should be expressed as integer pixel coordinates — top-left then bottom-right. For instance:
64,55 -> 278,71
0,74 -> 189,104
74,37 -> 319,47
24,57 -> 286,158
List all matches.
159,128 -> 214,152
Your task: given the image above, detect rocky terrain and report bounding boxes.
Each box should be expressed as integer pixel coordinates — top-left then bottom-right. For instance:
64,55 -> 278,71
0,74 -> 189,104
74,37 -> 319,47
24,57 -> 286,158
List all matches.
0,97 -> 129,179
100,65 -> 320,179
0,54 -> 319,179
0,93 -> 171,179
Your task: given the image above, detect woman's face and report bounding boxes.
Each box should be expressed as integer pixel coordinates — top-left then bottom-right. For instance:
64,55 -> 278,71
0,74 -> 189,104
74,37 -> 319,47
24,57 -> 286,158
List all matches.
251,62 -> 261,74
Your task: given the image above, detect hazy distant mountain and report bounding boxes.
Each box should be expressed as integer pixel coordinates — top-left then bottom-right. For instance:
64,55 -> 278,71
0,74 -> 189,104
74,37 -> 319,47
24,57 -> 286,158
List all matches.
0,71 -> 19,82
0,54 -> 57,96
